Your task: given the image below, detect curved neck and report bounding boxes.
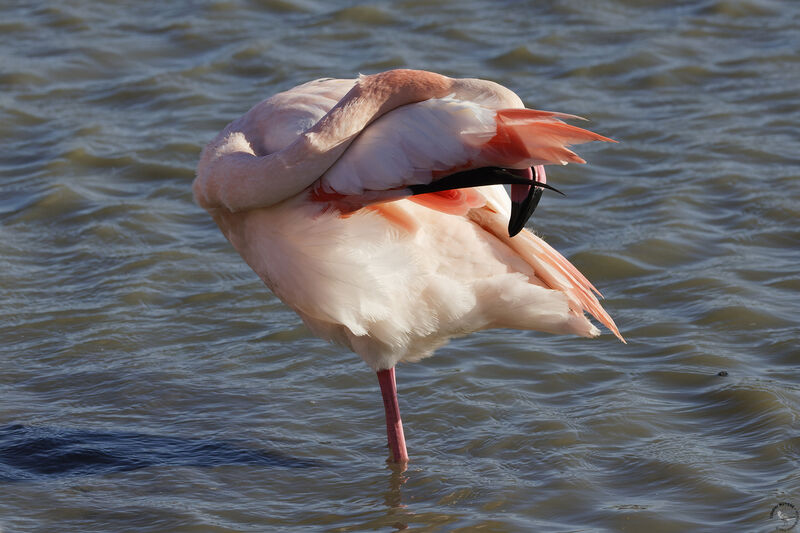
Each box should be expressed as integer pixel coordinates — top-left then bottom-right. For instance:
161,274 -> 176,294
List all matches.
196,70 -> 454,212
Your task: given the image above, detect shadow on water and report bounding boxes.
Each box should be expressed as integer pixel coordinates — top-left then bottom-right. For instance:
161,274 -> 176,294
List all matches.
0,424 -> 320,481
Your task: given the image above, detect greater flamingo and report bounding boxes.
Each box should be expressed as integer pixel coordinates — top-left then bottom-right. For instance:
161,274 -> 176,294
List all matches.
194,69 -> 623,463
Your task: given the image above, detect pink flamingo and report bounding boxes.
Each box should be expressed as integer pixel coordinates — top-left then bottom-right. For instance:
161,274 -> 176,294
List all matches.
194,69 -> 623,463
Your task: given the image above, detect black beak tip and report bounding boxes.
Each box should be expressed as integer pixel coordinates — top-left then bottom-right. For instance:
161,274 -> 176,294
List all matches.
508,208 -> 525,237
508,201 -> 521,237
507,187 -> 543,238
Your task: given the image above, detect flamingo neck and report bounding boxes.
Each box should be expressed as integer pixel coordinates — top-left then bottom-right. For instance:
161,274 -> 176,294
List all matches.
376,367 -> 409,463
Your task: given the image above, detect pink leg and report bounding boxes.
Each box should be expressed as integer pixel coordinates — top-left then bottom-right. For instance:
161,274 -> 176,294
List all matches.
376,367 -> 409,463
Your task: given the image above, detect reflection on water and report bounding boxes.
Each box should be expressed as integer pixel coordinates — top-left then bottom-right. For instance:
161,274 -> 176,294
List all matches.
383,468 -> 411,530
1,0 -> 798,531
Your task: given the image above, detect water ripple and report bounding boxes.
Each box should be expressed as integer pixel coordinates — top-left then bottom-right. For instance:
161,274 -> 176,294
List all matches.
0,0 -> 798,530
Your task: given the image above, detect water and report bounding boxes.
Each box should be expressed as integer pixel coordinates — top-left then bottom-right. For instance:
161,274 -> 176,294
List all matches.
1,0 -> 798,530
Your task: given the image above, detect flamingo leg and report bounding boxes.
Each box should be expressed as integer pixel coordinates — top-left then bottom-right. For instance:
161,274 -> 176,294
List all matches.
376,367 -> 409,463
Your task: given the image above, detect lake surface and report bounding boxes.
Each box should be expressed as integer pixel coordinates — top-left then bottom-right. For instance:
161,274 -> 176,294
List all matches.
1,0 -> 798,531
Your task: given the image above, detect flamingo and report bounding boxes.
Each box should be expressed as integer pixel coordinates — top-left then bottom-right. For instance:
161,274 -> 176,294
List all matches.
193,69 -> 623,464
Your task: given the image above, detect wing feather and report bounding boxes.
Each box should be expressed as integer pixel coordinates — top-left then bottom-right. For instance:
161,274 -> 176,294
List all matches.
467,198 -> 625,343
316,97 -> 614,218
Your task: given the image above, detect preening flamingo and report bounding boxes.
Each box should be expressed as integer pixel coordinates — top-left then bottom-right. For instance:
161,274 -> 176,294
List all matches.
194,69 -> 623,464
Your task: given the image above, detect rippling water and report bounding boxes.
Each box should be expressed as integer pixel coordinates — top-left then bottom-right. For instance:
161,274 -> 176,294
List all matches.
2,0 -> 798,531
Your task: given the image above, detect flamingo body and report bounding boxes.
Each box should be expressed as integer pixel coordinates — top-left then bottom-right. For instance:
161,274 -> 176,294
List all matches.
194,70 -> 622,462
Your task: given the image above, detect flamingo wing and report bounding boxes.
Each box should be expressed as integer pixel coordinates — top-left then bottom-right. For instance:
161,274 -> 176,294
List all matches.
473,185 -> 625,343
311,95 -> 624,343
316,96 -> 614,212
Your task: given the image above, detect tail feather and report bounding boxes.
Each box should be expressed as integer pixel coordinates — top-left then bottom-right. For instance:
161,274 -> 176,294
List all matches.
483,108 -> 617,167
468,193 -> 625,343
506,228 -> 625,343
490,108 -> 588,123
